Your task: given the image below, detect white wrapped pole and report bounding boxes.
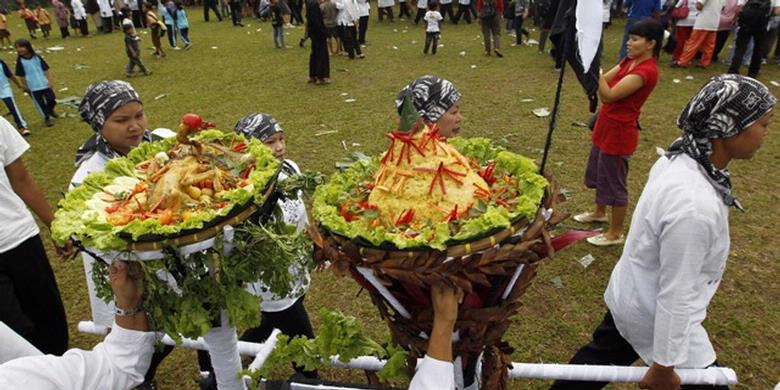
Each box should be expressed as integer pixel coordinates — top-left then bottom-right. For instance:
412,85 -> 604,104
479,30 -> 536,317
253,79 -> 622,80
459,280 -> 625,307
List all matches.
203,311 -> 246,390
247,329 -> 282,371
508,363 -> 738,385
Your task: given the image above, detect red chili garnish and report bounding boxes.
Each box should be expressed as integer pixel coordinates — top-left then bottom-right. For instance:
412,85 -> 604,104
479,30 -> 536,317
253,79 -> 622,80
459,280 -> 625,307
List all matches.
240,163 -> 256,179
446,204 -> 459,222
232,143 -> 248,152
495,198 -> 510,208
340,203 -> 356,222
358,200 -> 377,210
394,208 -> 415,226
479,162 -> 498,186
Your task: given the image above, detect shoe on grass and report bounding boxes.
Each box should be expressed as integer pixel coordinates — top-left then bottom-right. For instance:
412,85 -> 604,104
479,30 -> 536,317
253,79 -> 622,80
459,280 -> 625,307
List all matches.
572,212 -> 608,223
586,233 -> 625,246
45,118 -> 54,127
494,49 -> 503,57
19,127 -> 30,136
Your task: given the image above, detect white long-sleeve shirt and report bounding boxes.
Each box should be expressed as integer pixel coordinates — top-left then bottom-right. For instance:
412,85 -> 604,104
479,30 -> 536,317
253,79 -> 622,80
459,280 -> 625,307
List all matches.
0,323 -> 155,390
692,0 -> 724,30
605,154 -> 729,368
336,0 -> 359,25
71,0 -> 87,19
409,356 -> 456,390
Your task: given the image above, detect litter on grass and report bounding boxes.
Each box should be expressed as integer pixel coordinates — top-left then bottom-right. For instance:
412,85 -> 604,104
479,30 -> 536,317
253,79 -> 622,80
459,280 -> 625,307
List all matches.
551,276 -> 564,289
578,254 -> 595,269
571,121 -> 588,127
73,64 -> 89,70
672,78 -> 681,83
154,94 -> 167,100
314,130 -> 338,136
771,80 -> 780,87
392,46 -> 399,50
344,98 -> 356,103
685,75 -> 694,80
459,51 -> 466,56
340,92 -> 349,96
341,140 -> 348,150
532,107 -> 551,117
211,46 -> 218,49
470,64 -> 477,69
520,98 -> 535,103
58,87 -> 69,92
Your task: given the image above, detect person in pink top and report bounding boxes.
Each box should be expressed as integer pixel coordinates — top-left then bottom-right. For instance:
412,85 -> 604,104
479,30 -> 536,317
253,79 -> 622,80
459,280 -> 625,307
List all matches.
713,0 -> 738,62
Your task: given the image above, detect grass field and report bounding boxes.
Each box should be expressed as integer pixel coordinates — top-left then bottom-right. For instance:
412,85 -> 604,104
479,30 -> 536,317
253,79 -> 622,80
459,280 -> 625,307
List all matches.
8,10 -> 780,389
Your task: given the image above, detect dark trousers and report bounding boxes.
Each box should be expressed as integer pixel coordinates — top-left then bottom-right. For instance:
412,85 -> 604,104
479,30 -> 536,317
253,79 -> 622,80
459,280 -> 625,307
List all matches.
713,29 -> 730,62
414,7 -> 426,24
358,15 -> 368,44
180,27 -> 190,44
398,1 -> 411,17
514,15 -> 529,44
480,14 -> 501,52
59,26 -> 70,38
132,9 -> 144,27
229,1 -> 242,24
341,24 -> 361,57
198,296 -> 317,380
203,0 -> 223,21
550,311 -> 729,390
78,18 -> 89,35
378,6 -> 394,21
101,16 -> 113,32
126,56 -> 149,74
144,345 -> 174,383
290,0 -> 304,24
0,235 -> 68,355
440,2 -> 454,20
453,3 -> 472,23
728,25 -> 768,78
30,88 -> 56,120
310,35 -> 330,79
424,31 -> 439,53
2,97 -> 26,129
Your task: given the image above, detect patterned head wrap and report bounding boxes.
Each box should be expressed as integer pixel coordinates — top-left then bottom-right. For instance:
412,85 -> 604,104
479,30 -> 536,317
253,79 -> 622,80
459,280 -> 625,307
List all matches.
79,80 -> 142,132
234,113 -> 284,141
668,74 -> 776,210
395,75 -> 462,123
75,80 -> 149,166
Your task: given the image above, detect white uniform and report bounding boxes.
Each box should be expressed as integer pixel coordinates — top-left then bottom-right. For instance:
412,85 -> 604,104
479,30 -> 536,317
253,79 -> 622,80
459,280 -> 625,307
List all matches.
0,322 -> 155,390
71,0 -> 87,19
378,0 -> 395,8
409,356 -> 456,390
98,0 -> 114,18
605,154 -> 729,368
692,0 -> 724,30
0,118 -> 39,254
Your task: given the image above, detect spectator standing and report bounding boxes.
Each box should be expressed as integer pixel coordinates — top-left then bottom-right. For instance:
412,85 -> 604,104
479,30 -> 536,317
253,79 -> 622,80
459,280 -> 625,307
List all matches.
440,0 -> 454,21
414,0 -> 426,23
97,0 -> 113,32
175,1 -> 191,49
0,11 -> 11,47
321,0 -> 339,54
161,0 -> 178,48
337,0 -> 363,58
727,0 -> 780,77
670,0 -> 697,63
356,0 -> 369,44
477,0 -> 504,57
512,0 -> 529,45
308,0 -> 330,83
52,0 -> 71,38
229,0 -> 244,25
123,22 -> 151,76
674,0 -> 724,68
270,0 -> 286,47
398,0 -> 411,18
713,0 -> 738,61
618,0 -> 660,59
0,59 -> 29,135
72,0 -> 90,35
378,0 -> 394,22
143,2 -> 166,58
129,0 -> 144,26
423,1 -> 442,54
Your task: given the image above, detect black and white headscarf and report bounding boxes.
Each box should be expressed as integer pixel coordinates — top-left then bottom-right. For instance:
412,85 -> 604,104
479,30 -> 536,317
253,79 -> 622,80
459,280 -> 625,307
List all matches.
395,75 -> 462,123
234,113 -> 284,142
668,74 -> 776,210
75,80 -> 150,166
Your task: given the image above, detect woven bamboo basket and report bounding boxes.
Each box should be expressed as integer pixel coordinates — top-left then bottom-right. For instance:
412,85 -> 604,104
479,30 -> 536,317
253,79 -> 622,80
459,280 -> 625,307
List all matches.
312,175 -> 568,389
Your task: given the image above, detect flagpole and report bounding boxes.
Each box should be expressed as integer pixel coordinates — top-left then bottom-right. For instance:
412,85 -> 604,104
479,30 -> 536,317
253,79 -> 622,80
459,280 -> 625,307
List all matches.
539,14 -> 569,176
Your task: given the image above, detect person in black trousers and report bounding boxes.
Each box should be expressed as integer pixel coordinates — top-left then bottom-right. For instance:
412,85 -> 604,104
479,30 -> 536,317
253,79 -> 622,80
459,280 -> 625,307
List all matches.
727,9 -> 774,78
358,12 -> 368,44
453,0 -> 472,23
414,2 -> 426,24
399,0 -> 412,17
308,0 -> 329,83
203,0 -> 223,21
229,0 -> 243,25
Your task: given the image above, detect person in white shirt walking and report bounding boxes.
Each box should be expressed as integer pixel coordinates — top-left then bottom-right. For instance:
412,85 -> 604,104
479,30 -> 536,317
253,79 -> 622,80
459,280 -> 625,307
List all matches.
356,0 -> 369,44
336,0 -> 363,57
551,74 -> 775,390
423,2 -> 442,54
673,0 -> 725,68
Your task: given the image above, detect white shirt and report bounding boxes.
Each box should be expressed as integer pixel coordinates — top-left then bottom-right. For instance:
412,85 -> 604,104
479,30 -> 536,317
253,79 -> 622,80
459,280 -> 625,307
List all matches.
424,10 -> 443,31
408,356 -> 455,390
605,154 -> 730,368
692,0 -> 724,30
0,323 -> 155,390
674,0 -> 698,27
246,160 -> 311,312
0,117 -> 39,253
71,0 -> 87,19
336,0 -> 359,25
440,0 -> 452,5
357,0 -> 370,16
98,0 -> 114,17
378,0 -> 394,8
458,0 -> 470,5
417,0 -> 428,8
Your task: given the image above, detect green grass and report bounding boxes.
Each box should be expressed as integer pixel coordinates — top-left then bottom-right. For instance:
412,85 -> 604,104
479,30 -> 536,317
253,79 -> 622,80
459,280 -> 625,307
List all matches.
9,11 -> 780,389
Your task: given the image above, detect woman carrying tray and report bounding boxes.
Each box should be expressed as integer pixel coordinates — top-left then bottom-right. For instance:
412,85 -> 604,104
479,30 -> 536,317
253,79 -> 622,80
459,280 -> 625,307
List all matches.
198,113 -> 319,388
71,80 -> 172,390
551,75 -> 774,390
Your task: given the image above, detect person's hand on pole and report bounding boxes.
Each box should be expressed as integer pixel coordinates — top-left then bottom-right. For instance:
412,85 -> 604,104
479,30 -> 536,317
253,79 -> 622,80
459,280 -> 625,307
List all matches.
639,363 -> 681,390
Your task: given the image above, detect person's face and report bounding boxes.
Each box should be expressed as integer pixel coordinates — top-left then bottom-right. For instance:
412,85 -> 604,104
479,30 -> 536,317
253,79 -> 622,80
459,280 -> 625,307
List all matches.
626,35 -> 655,59
99,101 -> 148,155
435,103 -> 463,138
15,44 -> 29,57
723,110 -> 772,160
262,132 -> 286,160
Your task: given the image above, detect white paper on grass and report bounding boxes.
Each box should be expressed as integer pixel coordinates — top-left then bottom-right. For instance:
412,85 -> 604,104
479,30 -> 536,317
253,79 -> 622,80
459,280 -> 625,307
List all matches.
551,276 -> 564,289
578,254 -> 595,268
575,0 -> 603,73
533,107 -> 551,117
673,78 -> 681,84
686,75 -> 694,80
771,80 -> 780,87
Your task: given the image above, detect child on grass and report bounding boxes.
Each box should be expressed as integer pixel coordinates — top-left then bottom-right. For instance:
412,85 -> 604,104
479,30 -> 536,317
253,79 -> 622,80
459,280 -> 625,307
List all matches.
34,5 -> 51,38
423,2 -> 442,54
0,12 -> 11,49
123,23 -> 151,76
14,39 -> 57,127
17,3 -> 39,39
0,59 -> 30,135
175,1 -> 191,49
270,0 -> 286,48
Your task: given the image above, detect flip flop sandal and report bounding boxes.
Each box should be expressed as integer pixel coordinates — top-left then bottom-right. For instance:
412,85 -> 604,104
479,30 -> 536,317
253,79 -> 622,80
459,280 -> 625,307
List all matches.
572,212 -> 609,223
586,233 -> 625,247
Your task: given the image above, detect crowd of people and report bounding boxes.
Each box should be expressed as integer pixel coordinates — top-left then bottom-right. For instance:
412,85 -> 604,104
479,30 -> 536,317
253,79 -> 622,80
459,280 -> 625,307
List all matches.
0,0 -> 777,388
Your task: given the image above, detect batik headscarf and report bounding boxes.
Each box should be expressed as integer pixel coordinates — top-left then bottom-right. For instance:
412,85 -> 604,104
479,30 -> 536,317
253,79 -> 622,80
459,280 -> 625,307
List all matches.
234,113 -> 284,141
395,75 -> 462,123
75,80 -> 150,166
668,74 -> 776,210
